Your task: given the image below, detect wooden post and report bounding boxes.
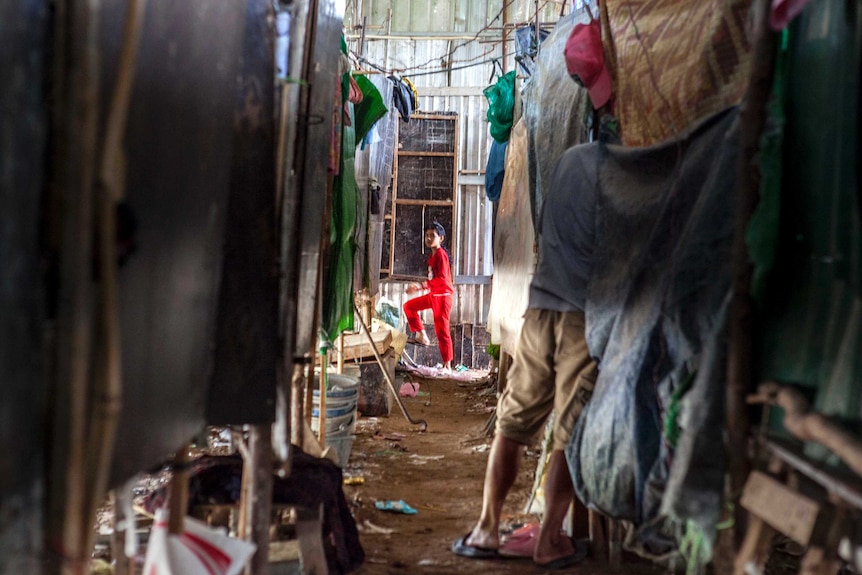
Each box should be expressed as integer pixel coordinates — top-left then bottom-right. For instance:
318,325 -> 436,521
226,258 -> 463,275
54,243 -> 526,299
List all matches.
608,519 -> 622,567
168,445 -> 191,535
588,510 -> 608,561
726,0 -> 776,545
111,492 -> 129,575
337,332 -> 345,374
240,425 -> 273,575
317,353 -> 327,448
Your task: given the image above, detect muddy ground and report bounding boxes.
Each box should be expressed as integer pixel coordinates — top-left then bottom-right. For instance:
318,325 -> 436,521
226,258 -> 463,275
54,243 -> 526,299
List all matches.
343,372 -> 663,575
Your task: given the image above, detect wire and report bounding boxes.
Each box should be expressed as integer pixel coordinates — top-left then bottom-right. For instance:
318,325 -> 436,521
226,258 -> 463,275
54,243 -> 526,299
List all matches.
358,55 -> 502,78
351,0 -> 557,78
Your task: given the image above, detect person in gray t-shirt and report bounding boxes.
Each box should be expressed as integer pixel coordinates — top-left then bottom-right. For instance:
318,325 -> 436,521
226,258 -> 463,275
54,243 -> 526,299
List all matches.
452,143 -> 599,569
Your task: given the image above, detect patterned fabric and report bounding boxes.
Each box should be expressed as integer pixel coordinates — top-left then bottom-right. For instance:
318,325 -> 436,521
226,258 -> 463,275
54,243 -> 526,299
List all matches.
601,0 -> 752,146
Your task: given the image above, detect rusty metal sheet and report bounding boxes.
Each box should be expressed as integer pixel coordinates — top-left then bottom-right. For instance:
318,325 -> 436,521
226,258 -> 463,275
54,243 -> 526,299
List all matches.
0,0 -> 48,500
105,0 -> 246,485
291,0 -> 346,358
206,0 -> 279,426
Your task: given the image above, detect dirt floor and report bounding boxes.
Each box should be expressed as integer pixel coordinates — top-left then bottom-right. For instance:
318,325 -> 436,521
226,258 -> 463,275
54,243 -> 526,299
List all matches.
343,370 -> 664,575
93,369 -> 667,574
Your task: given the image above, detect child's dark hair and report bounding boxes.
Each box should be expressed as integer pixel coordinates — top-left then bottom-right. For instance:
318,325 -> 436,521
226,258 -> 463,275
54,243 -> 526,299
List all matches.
425,221 -> 446,239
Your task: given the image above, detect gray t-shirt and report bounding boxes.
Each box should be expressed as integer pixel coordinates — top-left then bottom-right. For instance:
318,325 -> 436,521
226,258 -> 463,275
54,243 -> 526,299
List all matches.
528,142 -> 599,312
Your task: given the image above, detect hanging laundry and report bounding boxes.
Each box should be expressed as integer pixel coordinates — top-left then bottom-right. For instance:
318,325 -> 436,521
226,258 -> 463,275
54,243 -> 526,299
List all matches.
353,75 -> 387,144
387,75 -> 414,122
348,75 -> 363,104
484,70 -> 516,142
402,76 -> 420,112
484,139 -> 507,202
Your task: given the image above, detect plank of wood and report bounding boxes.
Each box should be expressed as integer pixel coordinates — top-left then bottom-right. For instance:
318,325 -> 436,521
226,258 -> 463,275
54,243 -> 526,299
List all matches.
330,330 -> 392,362
740,471 -> 821,545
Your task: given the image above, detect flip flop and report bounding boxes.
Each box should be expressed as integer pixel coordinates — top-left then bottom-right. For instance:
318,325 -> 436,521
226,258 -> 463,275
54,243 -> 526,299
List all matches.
499,522 -> 540,557
534,539 -> 589,570
407,338 -> 433,347
451,534 -> 500,559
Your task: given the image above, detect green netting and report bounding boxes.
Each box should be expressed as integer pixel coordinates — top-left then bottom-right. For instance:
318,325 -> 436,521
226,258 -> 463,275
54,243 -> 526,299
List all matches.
484,70 -> 516,143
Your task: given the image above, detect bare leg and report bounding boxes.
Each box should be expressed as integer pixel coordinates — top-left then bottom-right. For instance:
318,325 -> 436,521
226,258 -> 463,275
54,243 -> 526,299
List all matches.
533,449 -> 576,565
414,329 -> 431,345
465,435 -> 524,549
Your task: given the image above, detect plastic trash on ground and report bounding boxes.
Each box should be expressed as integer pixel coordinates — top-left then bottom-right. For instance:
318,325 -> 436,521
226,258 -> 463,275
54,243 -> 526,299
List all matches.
374,500 -> 418,515
142,509 -> 256,575
398,382 -> 419,397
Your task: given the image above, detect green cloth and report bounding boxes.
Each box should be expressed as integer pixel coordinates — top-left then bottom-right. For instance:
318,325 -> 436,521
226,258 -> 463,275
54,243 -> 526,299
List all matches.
353,75 -> 387,144
484,70 -> 516,143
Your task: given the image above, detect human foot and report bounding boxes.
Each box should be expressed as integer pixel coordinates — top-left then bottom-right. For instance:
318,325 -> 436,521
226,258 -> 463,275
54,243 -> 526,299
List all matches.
409,331 -> 431,346
533,537 -> 588,569
451,531 -> 499,559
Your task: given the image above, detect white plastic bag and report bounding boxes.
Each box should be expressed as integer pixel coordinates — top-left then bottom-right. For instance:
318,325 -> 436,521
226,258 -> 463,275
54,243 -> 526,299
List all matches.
142,509 -> 256,575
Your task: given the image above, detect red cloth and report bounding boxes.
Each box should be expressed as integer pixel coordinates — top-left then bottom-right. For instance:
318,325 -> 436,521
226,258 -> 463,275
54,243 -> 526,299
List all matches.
403,248 -> 455,362
404,293 -> 453,363
422,249 -> 454,295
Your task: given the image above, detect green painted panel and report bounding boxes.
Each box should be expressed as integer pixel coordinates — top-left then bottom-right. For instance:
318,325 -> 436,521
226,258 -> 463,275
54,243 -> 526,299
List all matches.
755,0 -> 862,444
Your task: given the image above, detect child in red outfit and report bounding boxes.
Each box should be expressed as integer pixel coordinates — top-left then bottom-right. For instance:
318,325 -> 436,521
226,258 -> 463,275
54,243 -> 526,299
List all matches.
403,221 -> 455,370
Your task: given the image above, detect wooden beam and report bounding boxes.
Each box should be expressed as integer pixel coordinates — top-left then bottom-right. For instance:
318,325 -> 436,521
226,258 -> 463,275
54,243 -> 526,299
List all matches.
726,0 -> 776,545
240,425 -> 273,575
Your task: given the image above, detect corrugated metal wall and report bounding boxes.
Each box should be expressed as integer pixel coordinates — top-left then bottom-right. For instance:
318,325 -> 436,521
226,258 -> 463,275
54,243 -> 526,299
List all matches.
349,0 -> 568,327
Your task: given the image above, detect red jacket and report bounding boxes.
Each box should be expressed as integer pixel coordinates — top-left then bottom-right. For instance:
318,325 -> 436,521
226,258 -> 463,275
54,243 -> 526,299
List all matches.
423,249 -> 454,295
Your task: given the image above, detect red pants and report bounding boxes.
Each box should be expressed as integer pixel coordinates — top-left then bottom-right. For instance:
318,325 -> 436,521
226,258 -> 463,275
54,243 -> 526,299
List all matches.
403,293 -> 453,363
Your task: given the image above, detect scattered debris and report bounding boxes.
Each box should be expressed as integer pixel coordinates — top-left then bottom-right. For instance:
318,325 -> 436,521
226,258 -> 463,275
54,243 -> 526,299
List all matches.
399,381 -> 419,397
472,444 -> 490,453
374,500 -> 418,515
362,520 -> 397,535
372,431 -> 406,441
407,454 -> 445,465
412,504 -> 447,513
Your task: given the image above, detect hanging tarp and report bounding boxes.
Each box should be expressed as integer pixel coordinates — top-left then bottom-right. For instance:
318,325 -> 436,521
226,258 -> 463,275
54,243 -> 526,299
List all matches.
600,0 -> 752,146
754,0 -> 862,448
567,108 -> 740,561
356,75 -> 397,296
487,120 -> 535,355
0,1 -> 48,566
522,13 -> 591,234
322,56 -> 358,343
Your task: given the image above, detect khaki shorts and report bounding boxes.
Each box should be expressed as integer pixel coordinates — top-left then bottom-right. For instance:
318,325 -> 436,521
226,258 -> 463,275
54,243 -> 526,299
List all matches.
496,308 -> 597,451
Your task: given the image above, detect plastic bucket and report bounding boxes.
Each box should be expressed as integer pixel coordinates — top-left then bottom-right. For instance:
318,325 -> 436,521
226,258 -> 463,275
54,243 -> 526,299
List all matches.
311,411 -> 356,435
327,434 -> 355,468
321,373 -> 359,395
311,402 -> 356,418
